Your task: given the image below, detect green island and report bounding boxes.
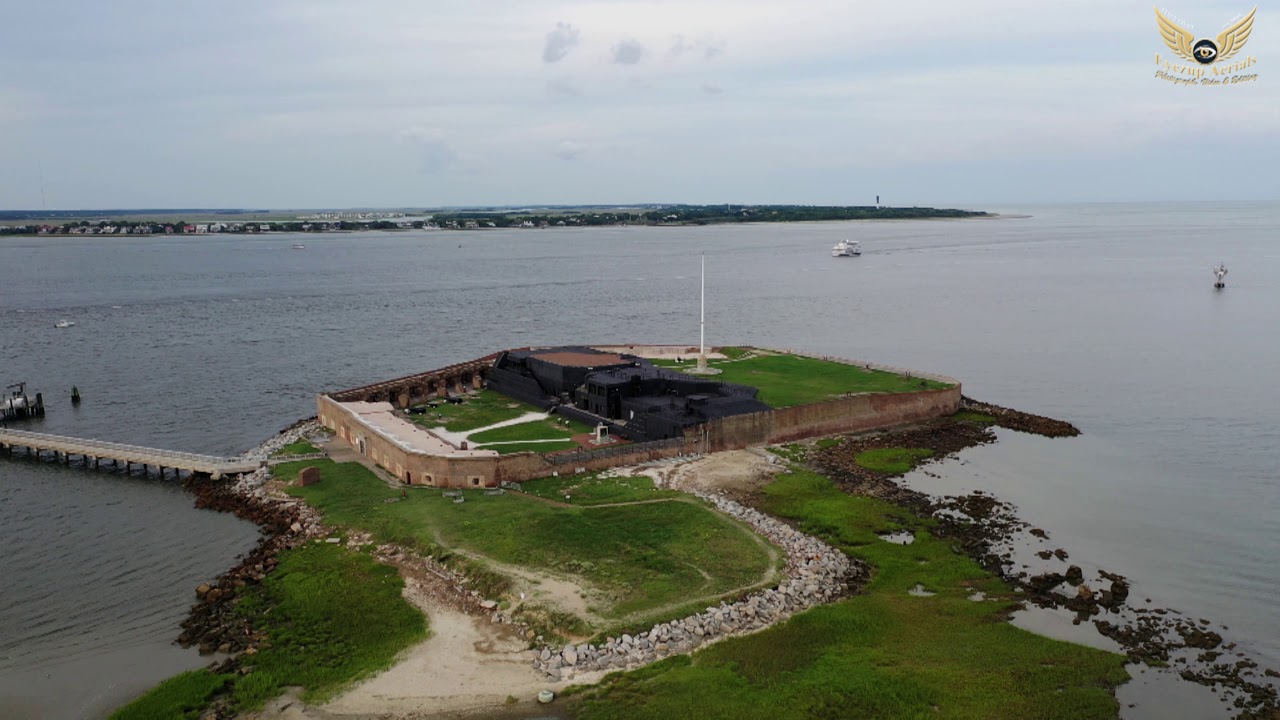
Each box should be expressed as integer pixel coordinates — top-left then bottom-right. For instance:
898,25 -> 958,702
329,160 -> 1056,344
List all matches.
110,349 -> 1135,719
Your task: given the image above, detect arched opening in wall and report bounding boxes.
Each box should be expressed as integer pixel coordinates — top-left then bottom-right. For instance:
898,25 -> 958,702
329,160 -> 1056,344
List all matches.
423,474 -> 435,486
358,438 -> 366,455
405,471 -> 412,484
469,476 -> 482,487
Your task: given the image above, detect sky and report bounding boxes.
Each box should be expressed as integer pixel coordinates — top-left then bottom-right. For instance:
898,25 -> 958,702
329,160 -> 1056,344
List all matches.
1,0 -> 1277,209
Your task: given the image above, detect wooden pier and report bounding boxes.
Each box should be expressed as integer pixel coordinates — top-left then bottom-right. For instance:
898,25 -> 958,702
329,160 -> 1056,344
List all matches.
0,427 -> 260,478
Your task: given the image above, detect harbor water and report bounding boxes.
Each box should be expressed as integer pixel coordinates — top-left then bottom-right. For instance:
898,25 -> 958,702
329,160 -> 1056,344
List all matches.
1,202 -> 1277,717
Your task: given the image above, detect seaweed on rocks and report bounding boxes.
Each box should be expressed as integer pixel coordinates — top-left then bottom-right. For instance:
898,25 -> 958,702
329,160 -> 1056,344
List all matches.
179,469 -> 324,661
804,403 -> 1280,718
960,396 -> 1081,437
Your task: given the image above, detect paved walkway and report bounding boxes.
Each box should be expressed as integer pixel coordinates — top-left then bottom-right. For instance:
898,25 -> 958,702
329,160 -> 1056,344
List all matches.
425,411 -> 549,447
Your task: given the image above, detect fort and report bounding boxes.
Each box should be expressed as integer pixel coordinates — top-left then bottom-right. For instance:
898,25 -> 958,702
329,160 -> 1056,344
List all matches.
316,345 -> 961,488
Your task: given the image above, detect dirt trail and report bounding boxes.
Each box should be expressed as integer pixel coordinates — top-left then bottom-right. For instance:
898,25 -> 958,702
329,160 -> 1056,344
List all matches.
248,594 -> 604,720
634,448 -> 785,496
433,530 -> 605,626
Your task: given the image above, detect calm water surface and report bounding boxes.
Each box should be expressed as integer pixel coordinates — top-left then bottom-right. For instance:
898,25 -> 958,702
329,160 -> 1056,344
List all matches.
1,202 -> 1276,718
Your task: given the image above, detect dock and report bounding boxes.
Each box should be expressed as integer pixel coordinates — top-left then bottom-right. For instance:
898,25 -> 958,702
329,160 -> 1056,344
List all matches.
0,427 -> 260,477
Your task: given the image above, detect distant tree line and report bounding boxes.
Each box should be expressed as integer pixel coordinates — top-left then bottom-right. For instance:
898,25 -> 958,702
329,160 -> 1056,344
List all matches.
0,205 -> 987,236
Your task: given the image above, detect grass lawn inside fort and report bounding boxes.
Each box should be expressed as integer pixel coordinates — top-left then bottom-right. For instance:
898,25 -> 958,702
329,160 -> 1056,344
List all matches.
653,350 -> 953,407
407,390 -> 593,454
408,390 -> 539,432
275,460 -> 779,627
570,468 -> 1129,720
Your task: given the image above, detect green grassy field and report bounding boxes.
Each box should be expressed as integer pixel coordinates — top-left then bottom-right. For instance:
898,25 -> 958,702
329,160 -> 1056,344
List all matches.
520,473 -> 684,505
271,439 -> 321,457
110,542 -> 425,718
279,461 -> 774,622
469,415 -> 590,443
572,469 -> 1128,720
659,352 -> 952,407
479,440 -> 581,455
409,390 -> 537,432
854,447 -> 936,474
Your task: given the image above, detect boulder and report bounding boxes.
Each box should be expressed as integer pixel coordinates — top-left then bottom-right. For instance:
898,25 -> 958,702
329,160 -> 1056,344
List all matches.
1064,565 -> 1084,585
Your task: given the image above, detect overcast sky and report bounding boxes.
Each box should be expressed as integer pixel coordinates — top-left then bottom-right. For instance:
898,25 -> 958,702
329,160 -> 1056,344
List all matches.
1,0 -> 1276,209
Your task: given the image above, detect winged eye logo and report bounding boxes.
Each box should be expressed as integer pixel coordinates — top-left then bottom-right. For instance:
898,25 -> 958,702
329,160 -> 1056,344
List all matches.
1155,6 -> 1255,64
1154,6 -> 1259,85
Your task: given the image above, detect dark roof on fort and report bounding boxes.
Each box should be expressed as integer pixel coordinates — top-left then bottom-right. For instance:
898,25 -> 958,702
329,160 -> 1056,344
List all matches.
535,350 -> 631,368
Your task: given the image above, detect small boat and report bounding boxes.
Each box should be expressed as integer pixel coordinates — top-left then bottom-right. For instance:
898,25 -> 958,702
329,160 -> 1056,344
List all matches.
1213,263 -> 1228,289
291,243 -> 306,250
54,319 -> 75,328
832,239 -> 861,257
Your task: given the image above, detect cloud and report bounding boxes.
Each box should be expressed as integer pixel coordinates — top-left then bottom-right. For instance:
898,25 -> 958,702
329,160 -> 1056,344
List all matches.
701,82 -> 724,95
400,126 -> 457,174
611,39 -> 645,65
553,140 -> 584,160
545,77 -> 582,97
669,34 -> 723,60
543,22 -> 580,63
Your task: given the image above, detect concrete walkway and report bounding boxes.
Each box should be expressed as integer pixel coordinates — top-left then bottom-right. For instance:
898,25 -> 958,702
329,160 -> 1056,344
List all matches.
427,411 -> 550,447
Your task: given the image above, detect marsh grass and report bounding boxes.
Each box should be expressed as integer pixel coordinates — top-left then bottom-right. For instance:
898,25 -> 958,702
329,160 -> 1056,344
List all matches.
573,470 -> 1128,720
952,410 -> 998,425
109,542 -> 425,718
854,447 -> 935,474
226,542 -> 427,710
108,670 -> 229,720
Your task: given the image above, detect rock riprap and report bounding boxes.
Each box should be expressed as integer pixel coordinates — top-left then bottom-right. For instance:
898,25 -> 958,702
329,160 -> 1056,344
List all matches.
532,488 -> 865,680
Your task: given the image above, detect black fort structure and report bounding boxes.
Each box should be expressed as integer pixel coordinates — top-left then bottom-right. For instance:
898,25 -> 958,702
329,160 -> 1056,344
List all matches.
484,347 -> 769,442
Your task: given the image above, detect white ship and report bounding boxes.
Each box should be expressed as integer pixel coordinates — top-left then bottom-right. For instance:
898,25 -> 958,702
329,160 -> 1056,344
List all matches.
832,239 -> 861,257
54,319 -> 75,328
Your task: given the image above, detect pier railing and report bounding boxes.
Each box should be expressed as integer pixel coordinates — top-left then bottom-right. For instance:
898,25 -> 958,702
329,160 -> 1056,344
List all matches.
0,427 -> 259,474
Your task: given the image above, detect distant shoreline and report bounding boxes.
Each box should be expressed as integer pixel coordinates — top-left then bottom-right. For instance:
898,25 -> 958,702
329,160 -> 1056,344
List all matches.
0,203 -> 988,237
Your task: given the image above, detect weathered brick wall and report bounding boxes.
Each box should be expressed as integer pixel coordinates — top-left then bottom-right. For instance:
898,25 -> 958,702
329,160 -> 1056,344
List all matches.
695,385 -> 961,453
317,349 -> 962,487
769,386 -> 960,443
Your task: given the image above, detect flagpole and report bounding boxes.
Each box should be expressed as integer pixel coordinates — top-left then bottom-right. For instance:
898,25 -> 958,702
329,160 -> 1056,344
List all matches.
698,253 -> 707,372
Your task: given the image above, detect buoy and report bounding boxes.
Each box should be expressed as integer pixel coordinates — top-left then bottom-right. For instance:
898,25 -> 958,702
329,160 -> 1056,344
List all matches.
537,690 -> 555,704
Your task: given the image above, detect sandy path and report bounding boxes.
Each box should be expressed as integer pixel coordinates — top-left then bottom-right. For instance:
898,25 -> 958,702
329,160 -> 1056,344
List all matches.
250,591 -> 606,720
632,448 -> 784,496
322,599 -> 595,717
